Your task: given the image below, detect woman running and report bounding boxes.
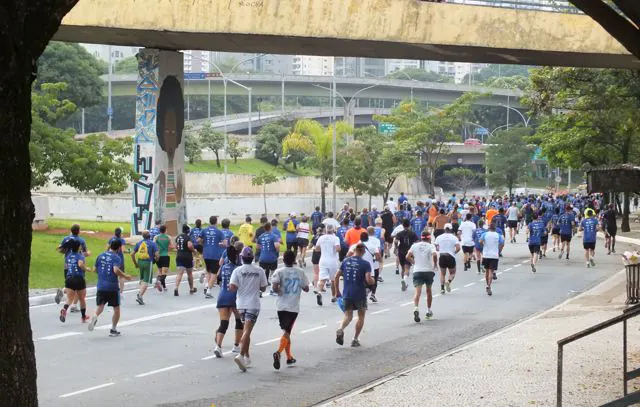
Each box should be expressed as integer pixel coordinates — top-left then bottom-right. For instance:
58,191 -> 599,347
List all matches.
297,215 -> 311,268
214,242 -> 244,357
310,225 -> 324,293
59,239 -> 90,324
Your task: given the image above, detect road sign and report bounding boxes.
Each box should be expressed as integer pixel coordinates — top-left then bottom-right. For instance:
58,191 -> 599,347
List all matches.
473,127 -> 489,136
184,72 -> 206,80
379,123 -> 397,134
555,175 -> 562,183
205,72 -> 223,78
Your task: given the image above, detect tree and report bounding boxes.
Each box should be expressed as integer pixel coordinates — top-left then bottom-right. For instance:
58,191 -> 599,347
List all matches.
2,1 -> 81,405
375,139 -> 418,205
336,142 -> 371,211
198,123 -> 225,167
567,1 -> 640,59
255,122 -> 291,165
386,67 -> 452,83
485,127 -> 534,195
227,137 -> 249,163
483,75 -> 529,90
36,41 -> 104,108
444,167 -> 481,197
113,56 -> 138,74
252,170 -> 280,214
184,128 -> 202,164
281,130 -> 314,169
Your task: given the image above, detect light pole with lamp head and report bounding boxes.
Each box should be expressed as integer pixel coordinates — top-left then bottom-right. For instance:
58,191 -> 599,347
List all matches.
384,70 -> 417,104
500,103 -> 531,127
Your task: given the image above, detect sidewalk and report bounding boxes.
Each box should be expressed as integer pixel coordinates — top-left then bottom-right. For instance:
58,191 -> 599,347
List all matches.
327,267 -> 640,406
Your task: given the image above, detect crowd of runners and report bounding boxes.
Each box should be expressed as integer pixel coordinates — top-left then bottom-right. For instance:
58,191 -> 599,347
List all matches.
53,191 -> 620,372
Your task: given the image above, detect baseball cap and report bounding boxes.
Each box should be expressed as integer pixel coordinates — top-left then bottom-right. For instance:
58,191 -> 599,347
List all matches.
290,212 -> 297,217
240,246 -> 254,259
444,223 -> 453,230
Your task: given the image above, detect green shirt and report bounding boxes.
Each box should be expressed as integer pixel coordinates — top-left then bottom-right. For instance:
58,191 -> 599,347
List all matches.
155,234 -> 171,256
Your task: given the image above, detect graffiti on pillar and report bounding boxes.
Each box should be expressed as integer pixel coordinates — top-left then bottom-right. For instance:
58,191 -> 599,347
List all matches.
155,75 -> 187,236
131,49 -> 159,235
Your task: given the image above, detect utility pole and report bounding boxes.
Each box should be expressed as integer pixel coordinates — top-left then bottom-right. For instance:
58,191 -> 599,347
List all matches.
332,76 -> 337,214
107,45 -> 113,134
281,72 -> 285,116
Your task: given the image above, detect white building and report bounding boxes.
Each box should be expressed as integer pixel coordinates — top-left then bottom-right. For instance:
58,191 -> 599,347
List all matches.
183,50 -> 210,73
292,55 -> 334,76
81,44 -> 139,64
385,59 -> 420,75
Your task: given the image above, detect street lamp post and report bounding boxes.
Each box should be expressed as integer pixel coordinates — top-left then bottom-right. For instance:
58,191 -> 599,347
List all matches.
332,76 -> 337,214
500,103 -> 531,127
107,45 -> 113,134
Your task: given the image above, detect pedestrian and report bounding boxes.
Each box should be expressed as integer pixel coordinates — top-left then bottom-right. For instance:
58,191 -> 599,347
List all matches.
407,230 -> 438,322
252,216 -> 269,263
214,241 -> 244,358
311,206 -> 324,233
154,224 -> 174,292
479,223 -> 503,296
59,239 -> 90,324
434,223 -> 460,294
528,213 -> 544,273
190,219 -> 205,274
283,212 -> 299,255
558,206 -> 576,260
458,213 -> 477,271
296,215 -> 311,268
201,216 -> 226,299
174,224 -> 198,296
237,216 -> 254,249
256,221 -> 281,297
315,224 -> 341,306
580,208 -> 599,268
131,230 -> 159,305
107,228 -> 127,300
394,219 -> 418,292
506,202 -> 519,243
56,224 -> 90,308
602,203 -> 617,255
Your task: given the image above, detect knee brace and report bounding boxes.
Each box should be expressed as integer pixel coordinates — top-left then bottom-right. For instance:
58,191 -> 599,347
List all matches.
217,319 -> 229,334
235,318 -> 244,330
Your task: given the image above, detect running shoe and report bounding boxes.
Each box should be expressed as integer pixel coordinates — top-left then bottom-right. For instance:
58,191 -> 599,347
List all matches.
174,289 -> 179,296
205,291 -> 214,299
445,281 -> 451,292
531,264 -> 536,273
286,358 -> 297,365
316,293 -> 323,306
231,345 -> 240,353
88,315 -> 98,331
272,352 -> 281,370
566,254 -> 569,260
244,357 -> 252,368
81,315 -> 91,323
493,272 -> 497,280
199,273 -> 205,284
54,288 -> 63,305
377,276 -> 384,283
590,258 -> 596,267
59,308 -> 67,323
331,297 -> 338,303
426,310 -> 433,320
369,294 -> 378,303
413,309 -> 420,323
190,287 -> 198,294
440,288 -> 445,295
136,293 -> 144,305
234,355 -> 247,372
109,329 -> 121,337
395,268 -> 399,275
70,305 -> 79,313
486,286 -> 492,296
586,262 -> 591,268
336,329 -> 344,346
351,338 -> 361,347
558,251 -> 564,260
214,345 -> 223,358
401,280 -> 407,292
155,280 -> 162,292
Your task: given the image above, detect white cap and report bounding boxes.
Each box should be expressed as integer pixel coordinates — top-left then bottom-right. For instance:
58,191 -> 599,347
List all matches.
290,212 -> 297,217
371,205 -> 377,210
464,204 -> 469,209
444,223 -> 453,230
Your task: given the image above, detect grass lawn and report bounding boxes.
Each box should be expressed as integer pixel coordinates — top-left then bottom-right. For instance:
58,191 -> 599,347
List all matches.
185,158 -> 317,176
46,218 -> 130,234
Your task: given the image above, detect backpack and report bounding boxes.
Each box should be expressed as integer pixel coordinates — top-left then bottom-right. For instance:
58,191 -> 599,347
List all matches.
286,220 -> 297,233
137,240 -> 150,260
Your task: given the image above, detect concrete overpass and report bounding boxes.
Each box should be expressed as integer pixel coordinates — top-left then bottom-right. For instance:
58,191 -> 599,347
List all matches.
106,74 -> 524,108
57,0 -> 637,69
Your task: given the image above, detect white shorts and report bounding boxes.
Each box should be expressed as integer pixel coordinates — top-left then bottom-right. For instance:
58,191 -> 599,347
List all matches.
319,265 -> 338,281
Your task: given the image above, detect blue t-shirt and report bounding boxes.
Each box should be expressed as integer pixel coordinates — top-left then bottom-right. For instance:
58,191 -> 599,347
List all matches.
581,217 -> 598,243
411,217 -> 426,235
65,252 -> 86,279
221,228 -> 234,245
202,226 -> 225,260
133,239 -> 158,261
59,235 -> 88,269
149,226 -> 161,240
217,261 -> 238,307
394,210 -> 405,225
258,232 -> 279,263
108,236 -> 127,265
95,251 -> 123,292
311,211 -> 323,230
340,256 -> 371,301
336,226 -> 349,249
189,227 -> 203,245
493,214 -> 507,231
361,213 -> 370,228
283,219 -> 299,243
474,228 -> 486,250
558,213 -> 575,236
398,195 -> 408,204
271,227 -> 282,243
528,220 -> 545,246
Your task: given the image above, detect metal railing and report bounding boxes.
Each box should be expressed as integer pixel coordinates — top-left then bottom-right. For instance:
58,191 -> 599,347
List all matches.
557,303 -> 640,406
447,0 -> 581,14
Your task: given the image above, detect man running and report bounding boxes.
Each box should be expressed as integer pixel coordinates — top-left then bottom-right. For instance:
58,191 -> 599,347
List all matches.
190,219 -> 204,273
557,206 -> 576,260
432,209 -> 449,239
528,213 -> 545,273
364,227 -> 382,302
602,203 -> 617,255
407,231 -> 438,322
458,213 -> 476,271
131,231 -> 158,305
434,224 -> 460,294
107,228 -> 127,299
345,217 -> 365,248
175,224 -> 198,295
271,251 -> 310,370
154,225 -> 174,292
335,243 -> 375,347
311,206 -> 324,234
237,216 -> 254,250
202,216 -> 226,299
256,222 -> 281,297
315,224 -> 341,306
479,223 -> 503,296
283,212 -> 299,255
506,202 -> 519,243
229,247 -> 268,372
473,219 -> 486,274
580,208 -> 599,268
394,219 -> 418,292
88,239 -> 132,336
296,215 -> 311,268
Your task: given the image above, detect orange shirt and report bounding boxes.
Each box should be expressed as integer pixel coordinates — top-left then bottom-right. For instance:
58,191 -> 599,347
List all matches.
486,208 -> 498,224
345,227 -> 364,247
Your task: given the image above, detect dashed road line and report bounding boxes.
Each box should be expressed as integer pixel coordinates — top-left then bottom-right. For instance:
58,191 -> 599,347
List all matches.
401,302 -> 413,307
451,288 -> 460,292
371,308 -> 390,315
300,325 -> 327,334
255,338 -> 280,346
135,364 -> 183,378
202,351 -> 232,360
464,283 -> 475,288
59,382 -> 115,398
38,332 -> 83,341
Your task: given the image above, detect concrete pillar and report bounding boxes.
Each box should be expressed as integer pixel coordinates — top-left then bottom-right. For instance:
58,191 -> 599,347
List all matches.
131,49 -> 187,236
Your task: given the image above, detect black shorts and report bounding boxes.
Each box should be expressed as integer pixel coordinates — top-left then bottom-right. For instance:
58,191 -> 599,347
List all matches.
311,251 -> 321,265
286,242 -> 298,252
277,310 -> 298,333
398,251 -> 410,267
607,228 -> 617,237
339,247 -> 348,262
462,245 -> 474,254
65,276 -> 86,291
259,262 -> 278,272
528,244 -> 541,254
297,238 -> 309,248
384,233 -> 394,244
584,242 -> 596,250
552,227 -> 560,236
96,290 -> 120,307
508,220 -> 518,229
560,234 -> 572,243
451,223 -> 459,234
176,254 -> 194,269
413,271 -> 435,287
343,298 -> 367,311
205,259 -> 221,274
482,258 -> 499,271
541,235 -> 549,246
438,253 -> 456,270
157,256 -> 170,268
433,229 -> 444,239
194,244 -> 203,254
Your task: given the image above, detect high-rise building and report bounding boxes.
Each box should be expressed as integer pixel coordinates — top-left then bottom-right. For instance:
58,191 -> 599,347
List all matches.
81,44 -> 139,64
334,57 -> 386,78
452,62 -> 489,84
183,50 -> 210,73
292,55 -> 334,76
385,59 -> 420,75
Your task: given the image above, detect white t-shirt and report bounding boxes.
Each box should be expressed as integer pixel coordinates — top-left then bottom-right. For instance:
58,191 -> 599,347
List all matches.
229,264 -> 269,310
387,200 -> 397,212
350,237 -> 380,271
297,222 -> 310,239
408,242 -> 436,272
316,234 -> 340,268
322,218 -> 340,230
391,224 -> 404,237
271,266 -> 309,313
481,231 -> 502,259
459,220 -> 477,247
435,233 -> 460,257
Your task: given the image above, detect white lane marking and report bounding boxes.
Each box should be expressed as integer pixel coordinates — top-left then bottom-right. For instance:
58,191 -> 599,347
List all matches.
478,278 -> 485,282
521,260 -> 529,264
504,268 -> 513,272
59,382 -> 115,398
464,283 -> 475,288
401,302 -> 413,307
433,294 -> 441,298
451,288 -> 460,292
135,364 -> 183,378
38,332 -> 83,341
301,325 -> 327,334
202,351 -> 232,360
96,304 -> 216,330
371,308 -> 390,315
255,338 -> 280,346
514,264 -> 522,268
497,272 -> 503,275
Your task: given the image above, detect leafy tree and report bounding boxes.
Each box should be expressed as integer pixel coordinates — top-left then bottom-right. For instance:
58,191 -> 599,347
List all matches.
386,67 -> 452,83
36,42 -> 104,108
444,167 -> 481,197
375,139 -> 418,205
227,137 -> 249,163
483,75 -> 529,90
336,142 -> 371,211
252,170 -> 280,214
198,123 -> 225,167
114,56 -> 138,74
184,127 -> 202,164
282,126 -> 315,169
485,127 -> 534,196
255,122 -> 291,165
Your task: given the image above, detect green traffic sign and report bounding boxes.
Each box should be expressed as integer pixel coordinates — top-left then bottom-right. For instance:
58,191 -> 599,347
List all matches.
379,123 -> 397,134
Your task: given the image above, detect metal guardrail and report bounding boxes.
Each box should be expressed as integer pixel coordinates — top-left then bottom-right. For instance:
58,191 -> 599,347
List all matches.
627,264 -> 640,305
557,300 -> 640,406
447,0 -> 581,14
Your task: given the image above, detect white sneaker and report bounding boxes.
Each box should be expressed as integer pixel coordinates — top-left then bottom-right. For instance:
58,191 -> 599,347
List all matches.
214,345 -> 222,358
234,355 -> 247,372
244,357 -> 252,368
70,304 -> 79,313
445,281 -> 451,292
88,315 -> 98,332
231,345 -> 240,354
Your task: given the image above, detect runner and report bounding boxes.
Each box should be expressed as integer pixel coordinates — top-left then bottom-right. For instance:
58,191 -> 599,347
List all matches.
551,208 -> 561,253
337,218 -> 350,263
322,211 -> 340,230
56,224 -> 90,307
107,228 -> 127,299
154,225 -> 174,292
221,218 -> 235,248
310,225 -> 324,294
528,213 -> 545,273
344,217 -> 365,248
334,243 -> 375,347
296,215 -> 311,268
174,224 -> 198,296
311,206 -> 324,234
580,208 -> 599,268
394,219 -> 418,292
557,206 -> 576,260
190,219 -> 204,274
315,224 -> 341,306
59,239 -> 90,324
432,209 -> 449,239
540,207 -> 552,258
448,204 -> 460,234
602,203 -> 617,255
256,222 -> 281,297
252,216 -> 269,264
458,213 -> 477,271
411,211 -> 427,236
374,218 -> 386,282
229,247 -> 269,372
479,223 -> 504,296
271,250 -> 310,370
406,230 -> 438,322
202,216 -> 226,299
506,202 -> 520,243
473,219 -> 486,274
237,216 -> 254,250
283,213 -> 299,255
380,206 -> 395,257
434,224 -> 460,294
131,231 -> 159,305
149,220 -> 161,240
363,227 -> 382,302
88,239 -> 132,336
214,242 -> 244,358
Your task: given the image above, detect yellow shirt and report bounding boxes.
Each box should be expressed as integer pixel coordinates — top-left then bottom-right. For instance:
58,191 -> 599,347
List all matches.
237,223 -> 255,248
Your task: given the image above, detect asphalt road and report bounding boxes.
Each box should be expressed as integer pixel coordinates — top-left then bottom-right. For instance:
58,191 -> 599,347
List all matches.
31,237 -> 630,407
